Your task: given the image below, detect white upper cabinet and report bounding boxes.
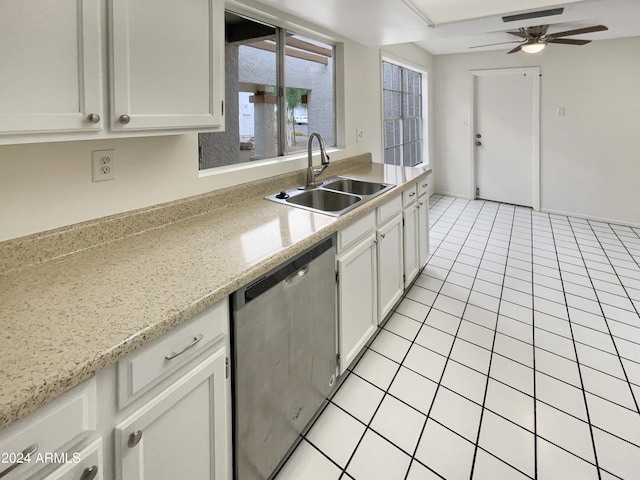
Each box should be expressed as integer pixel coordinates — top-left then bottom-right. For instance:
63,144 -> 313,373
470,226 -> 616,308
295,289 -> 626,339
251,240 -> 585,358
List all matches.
0,0 -> 224,144
110,0 -> 224,131
0,0 -> 103,135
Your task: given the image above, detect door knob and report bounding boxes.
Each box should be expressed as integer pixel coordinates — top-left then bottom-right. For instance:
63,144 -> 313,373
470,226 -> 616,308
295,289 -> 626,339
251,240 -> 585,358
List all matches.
475,141 -> 482,146
119,115 -> 131,125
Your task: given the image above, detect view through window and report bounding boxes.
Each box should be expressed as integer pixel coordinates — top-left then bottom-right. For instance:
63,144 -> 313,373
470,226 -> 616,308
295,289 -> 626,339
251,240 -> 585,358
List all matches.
199,12 -> 335,170
383,61 -> 424,167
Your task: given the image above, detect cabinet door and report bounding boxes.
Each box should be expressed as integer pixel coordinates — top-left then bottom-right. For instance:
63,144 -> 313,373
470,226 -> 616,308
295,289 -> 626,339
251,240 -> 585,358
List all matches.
110,0 -> 224,131
377,214 -> 404,323
0,0 -> 103,135
418,194 -> 430,267
115,348 -> 230,480
337,235 -> 377,374
403,203 -> 420,288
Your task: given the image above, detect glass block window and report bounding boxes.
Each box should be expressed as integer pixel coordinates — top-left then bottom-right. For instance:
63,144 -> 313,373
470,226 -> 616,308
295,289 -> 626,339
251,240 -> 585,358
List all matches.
383,61 -> 423,167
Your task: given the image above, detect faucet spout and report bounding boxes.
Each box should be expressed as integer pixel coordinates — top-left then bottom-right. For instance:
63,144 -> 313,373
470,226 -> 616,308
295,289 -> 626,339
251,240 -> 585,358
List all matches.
305,132 -> 330,188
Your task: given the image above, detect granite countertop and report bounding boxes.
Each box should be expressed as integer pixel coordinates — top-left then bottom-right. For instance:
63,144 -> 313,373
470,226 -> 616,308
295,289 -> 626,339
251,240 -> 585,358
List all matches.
0,159 -> 431,430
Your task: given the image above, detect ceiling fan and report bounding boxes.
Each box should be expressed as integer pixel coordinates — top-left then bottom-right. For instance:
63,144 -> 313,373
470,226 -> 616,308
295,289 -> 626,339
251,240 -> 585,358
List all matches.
471,24 -> 608,54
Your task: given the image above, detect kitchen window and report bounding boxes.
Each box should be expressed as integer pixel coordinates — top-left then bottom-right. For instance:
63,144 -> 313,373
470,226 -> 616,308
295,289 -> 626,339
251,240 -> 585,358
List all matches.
198,12 -> 335,170
383,61 -> 424,167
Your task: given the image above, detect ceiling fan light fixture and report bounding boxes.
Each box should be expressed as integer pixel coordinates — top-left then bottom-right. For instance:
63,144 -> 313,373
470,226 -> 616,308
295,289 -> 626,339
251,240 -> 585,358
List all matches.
522,41 -> 546,53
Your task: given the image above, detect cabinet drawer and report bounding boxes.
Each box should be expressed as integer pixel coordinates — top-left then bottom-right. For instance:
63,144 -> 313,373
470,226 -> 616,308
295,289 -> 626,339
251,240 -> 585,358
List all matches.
117,298 -> 228,408
402,184 -> 418,206
42,438 -> 103,480
0,379 -> 96,480
417,179 -> 429,197
376,194 -> 402,226
337,211 -> 375,253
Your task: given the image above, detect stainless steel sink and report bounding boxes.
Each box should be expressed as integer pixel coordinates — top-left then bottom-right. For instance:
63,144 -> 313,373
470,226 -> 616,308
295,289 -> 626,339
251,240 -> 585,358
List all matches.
323,178 -> 389,196
286,189 -> 361,212
266,175 -> 395,216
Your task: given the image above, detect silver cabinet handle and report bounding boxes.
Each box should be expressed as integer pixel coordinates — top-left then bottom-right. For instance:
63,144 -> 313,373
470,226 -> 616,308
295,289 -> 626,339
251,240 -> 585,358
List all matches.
380,233 -> 386,239
87,113 -> 100,124
0,443 -> 38,478
80,465 -> 99,480
128,430 -> 143,448
165,334 -> 204,360
119,115 -> 131,125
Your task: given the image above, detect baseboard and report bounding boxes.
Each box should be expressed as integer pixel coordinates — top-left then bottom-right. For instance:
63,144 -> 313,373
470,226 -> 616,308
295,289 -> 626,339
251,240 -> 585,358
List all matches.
541,208 -> 640,229
433,191 -> 470,200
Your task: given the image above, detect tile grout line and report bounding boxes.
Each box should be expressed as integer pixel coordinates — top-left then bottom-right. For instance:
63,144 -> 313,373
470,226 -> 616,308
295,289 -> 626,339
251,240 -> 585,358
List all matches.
402,199 -> 497,480
548,215 -> 603,479
568,219 -> 640,416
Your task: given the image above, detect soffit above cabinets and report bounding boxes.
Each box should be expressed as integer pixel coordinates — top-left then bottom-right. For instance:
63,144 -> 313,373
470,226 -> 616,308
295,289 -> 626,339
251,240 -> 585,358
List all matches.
243,0 -> 640,54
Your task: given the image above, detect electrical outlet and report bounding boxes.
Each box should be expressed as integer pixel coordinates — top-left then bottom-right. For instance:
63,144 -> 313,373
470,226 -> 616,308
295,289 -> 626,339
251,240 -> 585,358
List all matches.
356,129 -> 364,143
92,150 -> 116,182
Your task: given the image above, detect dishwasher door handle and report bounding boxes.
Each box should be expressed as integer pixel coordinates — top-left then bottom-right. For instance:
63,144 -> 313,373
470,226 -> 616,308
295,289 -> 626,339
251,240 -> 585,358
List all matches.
285,265 -> 309,284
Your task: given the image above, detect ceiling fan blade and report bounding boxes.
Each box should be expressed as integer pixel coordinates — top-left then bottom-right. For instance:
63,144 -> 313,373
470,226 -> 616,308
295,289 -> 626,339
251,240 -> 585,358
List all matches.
547,38 -> 591,45
547,25 -> 608,38
506,30 -> 529,38
507,44 -> 523,54
469,40 -> 522,49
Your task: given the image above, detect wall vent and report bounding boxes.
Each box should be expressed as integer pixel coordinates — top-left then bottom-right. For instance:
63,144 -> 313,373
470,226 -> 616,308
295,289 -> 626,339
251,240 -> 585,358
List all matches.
502,7 -> 564,23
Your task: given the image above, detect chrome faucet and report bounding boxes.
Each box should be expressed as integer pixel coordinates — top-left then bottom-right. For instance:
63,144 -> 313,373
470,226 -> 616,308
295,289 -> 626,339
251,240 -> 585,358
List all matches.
304,132 -> 330,188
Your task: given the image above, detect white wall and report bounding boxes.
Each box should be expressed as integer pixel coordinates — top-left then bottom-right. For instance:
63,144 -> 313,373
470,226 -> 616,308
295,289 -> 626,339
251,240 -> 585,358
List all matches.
433,36 -> 640,226
0,17 -> 433,242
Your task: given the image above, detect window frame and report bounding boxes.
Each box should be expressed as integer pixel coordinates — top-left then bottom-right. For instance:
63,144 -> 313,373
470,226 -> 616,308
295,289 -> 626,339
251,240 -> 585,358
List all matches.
380,52 -> 429,167
198,6 -> 339,174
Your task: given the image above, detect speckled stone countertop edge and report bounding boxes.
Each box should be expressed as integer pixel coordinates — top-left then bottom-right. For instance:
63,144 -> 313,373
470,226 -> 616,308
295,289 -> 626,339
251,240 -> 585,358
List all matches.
0,159 -> 432,431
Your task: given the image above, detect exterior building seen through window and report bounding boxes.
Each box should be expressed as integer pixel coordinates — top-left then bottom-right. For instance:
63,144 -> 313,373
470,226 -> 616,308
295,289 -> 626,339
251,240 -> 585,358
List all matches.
199,12 -> 335,170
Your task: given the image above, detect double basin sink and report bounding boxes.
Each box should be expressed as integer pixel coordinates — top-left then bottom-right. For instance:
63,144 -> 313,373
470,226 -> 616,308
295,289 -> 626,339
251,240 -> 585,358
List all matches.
266,176 -> 395,216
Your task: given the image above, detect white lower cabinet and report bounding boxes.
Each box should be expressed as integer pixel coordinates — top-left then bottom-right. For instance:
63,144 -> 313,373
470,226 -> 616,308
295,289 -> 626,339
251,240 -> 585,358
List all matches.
403,201 -> 420,288
0,378 -> 97,480
337,232 -> 378,374
41,438 -> 103,480
377,213 -> 404,323
115,347 -> 229,480
417,192 -> 430,267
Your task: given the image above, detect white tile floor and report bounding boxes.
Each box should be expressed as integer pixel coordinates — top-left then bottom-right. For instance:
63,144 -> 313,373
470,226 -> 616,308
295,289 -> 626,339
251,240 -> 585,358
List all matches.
275,195 -> 640,480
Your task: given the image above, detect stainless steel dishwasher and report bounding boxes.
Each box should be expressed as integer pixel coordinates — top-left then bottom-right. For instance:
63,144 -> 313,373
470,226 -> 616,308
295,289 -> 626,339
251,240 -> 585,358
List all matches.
231,235 -> 338,480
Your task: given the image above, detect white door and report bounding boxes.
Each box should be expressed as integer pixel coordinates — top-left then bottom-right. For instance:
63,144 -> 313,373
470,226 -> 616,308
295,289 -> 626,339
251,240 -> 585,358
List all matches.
473,68 -> 539,208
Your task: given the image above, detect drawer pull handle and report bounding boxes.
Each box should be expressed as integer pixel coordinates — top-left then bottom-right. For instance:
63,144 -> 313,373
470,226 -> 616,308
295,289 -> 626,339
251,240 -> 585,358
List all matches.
165,334 -> 204,360
80,465 -> 99,480
0,443 -> 38,478
408,192 -> 416,197
380,233 -> 386,239
119,114 -> 131,125
128,430 -> 143,448
421,183 -> 428,187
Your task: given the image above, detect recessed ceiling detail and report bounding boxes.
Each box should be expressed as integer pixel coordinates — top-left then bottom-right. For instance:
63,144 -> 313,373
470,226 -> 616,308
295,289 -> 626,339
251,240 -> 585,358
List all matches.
404,0 -> 583,25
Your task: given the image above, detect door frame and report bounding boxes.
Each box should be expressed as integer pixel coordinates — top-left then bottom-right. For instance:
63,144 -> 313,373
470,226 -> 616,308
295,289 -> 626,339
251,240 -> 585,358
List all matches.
469,67 -> 541,211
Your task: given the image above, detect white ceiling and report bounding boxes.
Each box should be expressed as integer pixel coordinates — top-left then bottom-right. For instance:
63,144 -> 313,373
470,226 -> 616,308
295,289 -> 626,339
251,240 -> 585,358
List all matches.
245,0 -> 640,55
